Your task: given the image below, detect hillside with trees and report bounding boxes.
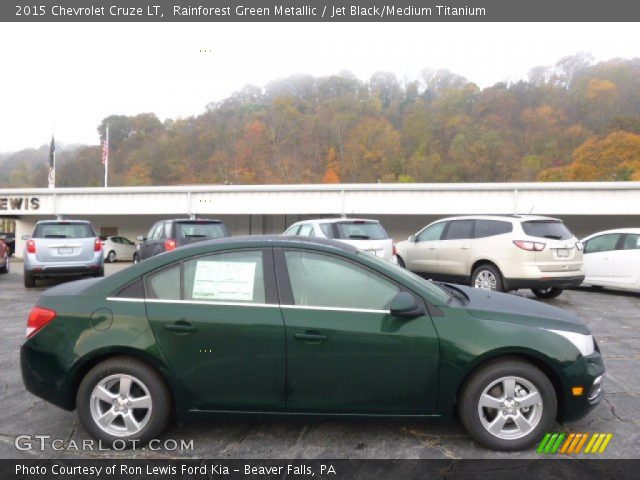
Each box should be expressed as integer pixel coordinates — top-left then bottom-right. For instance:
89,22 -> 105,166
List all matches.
2,54 -> 640,188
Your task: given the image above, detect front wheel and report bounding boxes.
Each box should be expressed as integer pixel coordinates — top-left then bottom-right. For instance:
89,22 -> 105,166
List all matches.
531,287 -> 563,299
458,358 -> 557,451
471,264 -> 504,292
107,251 -> 117,263
76,356 -> 171,447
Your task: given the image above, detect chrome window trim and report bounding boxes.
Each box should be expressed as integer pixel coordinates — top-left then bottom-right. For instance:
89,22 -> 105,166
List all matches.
280,304 -> 390,314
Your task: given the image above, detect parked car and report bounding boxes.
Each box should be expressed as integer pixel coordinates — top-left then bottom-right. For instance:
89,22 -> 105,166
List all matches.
21,236 -> 604,451
0,236 -> 9,274
581,228 -> 640,293
396,215 -> 584,298
100,236 -> 137,263
0,232 -> 15,256
134,218 -> 230,263
22,220 -> 104,288
283,218 -> 396,262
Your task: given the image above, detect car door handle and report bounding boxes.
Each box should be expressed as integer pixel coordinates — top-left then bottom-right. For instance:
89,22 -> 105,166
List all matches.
294,331 -> 327,342
460,245 -> 470,250
428,246 -> 436,250
165,323 -> 196,333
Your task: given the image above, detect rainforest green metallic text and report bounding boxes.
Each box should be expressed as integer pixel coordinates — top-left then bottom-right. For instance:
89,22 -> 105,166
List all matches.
20,236 -> 605,450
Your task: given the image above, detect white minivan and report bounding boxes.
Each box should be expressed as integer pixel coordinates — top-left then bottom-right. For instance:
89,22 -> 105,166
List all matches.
283,218 -> 396,262
581,228 -> 640,293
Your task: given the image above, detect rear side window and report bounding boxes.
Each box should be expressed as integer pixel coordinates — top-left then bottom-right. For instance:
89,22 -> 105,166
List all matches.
146,264 -> 181,300
334,221 -> 388,240
474,220 -> 513,238
623,234 -> 640,250
33,222 -> 95,239
174,221 -> 227,239
584,234 -> 621,254
444,220 -> 474,240
522,220 -> 572,240
319,223 -> 334,238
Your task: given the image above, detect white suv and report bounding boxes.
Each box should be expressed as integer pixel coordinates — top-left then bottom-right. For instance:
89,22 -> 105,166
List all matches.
395,215 -> 584,298
283,218 -> 396,262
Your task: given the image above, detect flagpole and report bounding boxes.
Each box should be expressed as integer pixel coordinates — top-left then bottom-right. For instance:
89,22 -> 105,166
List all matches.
104,124 -> 109,188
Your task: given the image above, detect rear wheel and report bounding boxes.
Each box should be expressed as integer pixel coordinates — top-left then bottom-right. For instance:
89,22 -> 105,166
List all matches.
94,268 -> 105,278
133,253 -> 140,264
531,287 -> 563,299
458,358 -> 556,451
76,356 -> 171,448
107,251 -> 117,263
471,264 -> 504,292
24,271 -> 35,288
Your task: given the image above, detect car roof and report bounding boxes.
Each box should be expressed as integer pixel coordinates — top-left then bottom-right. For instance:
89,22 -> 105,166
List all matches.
166,218 -> 224,223
582,228 -> 640,239
178,234 -> 358,254
430,214 -> 561,223
35,219 -> 91,224
291,218 -> 380,226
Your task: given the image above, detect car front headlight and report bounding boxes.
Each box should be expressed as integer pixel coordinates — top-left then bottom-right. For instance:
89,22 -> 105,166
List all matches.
548,329 -> 595,356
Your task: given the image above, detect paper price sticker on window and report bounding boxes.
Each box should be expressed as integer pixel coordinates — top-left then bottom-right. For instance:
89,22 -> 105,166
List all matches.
192,261 -> 256,301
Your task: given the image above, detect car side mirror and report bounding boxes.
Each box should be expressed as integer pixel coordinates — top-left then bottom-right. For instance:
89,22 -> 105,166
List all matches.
136,235 -> 146,241
390,292 -> 424,318
21,234 -> 30,240
409,234 -> 416,243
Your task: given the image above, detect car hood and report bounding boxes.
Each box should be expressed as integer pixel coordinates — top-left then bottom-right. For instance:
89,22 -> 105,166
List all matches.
451,284 -> 590,335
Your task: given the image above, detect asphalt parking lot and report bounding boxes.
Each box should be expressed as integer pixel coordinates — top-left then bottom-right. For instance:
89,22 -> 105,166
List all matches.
1,261 -> 639,459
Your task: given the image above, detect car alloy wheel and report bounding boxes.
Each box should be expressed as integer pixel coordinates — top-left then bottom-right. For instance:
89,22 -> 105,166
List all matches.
89,373 -> 152,437
474,270 -> 497,290
477,375 -> 543,440
107,251 -> 117,263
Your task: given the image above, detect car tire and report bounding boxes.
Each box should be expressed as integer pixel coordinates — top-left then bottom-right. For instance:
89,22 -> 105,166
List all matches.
471,264 -> 504,292
76,356 -> 172,448
133,253 -> 140,264
94,268 -> 105,278
0,256 -> 8,274
590,285 -> 604,291
458,357 -> 557,451
396,256 -> 406,268
531,287 -> 564,299
107,251 -> 117,263
24,272 -> 35,288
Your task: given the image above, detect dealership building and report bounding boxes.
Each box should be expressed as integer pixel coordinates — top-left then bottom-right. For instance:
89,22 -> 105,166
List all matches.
1,182 -> 640,259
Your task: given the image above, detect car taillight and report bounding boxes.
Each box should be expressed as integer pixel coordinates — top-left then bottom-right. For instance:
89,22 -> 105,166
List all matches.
164,239 -> 176,251
26,306 -> 57,338
94,238 -> 102,252
26,239 -> 36,254
393,243 -> 398,256
513,240 -> 546,251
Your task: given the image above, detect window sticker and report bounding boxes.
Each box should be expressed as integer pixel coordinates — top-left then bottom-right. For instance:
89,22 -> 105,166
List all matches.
192,261 -> 256,301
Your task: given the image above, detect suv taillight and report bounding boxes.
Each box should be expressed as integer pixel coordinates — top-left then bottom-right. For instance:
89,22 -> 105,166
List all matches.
164,239 -> 176,251
94,237 -> 102,252
513,240 -> 546,251
26,239 -> 36,254
27,306 -> 57,338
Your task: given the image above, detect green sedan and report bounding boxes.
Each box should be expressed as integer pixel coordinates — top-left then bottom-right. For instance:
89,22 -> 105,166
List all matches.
21,236 -> 605,451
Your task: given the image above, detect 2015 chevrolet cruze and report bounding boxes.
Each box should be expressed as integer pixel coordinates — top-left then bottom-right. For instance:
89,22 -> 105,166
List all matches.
21,236 -> 604,451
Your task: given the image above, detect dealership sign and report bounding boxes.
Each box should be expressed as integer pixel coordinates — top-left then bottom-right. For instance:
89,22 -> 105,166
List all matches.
0,196 -> 40,211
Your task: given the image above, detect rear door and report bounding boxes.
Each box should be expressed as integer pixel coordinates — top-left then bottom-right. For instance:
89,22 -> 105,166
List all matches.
144,248 -> 286,411
435,219 -> 474,280
276,248 -> 439,414
140,223 -> 160,260
583,233 -> 621,283
610,233 -> 640,287
406,222 -> 447,273
33,222 -> 96,263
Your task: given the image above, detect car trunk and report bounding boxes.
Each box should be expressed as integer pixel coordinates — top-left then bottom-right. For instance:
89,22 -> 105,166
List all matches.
33,223 -> 96,262
330,221 -> 393,260
521,220 -> 582,273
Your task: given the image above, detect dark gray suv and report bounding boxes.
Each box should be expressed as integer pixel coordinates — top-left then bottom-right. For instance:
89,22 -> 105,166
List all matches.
134,218 -> 230,262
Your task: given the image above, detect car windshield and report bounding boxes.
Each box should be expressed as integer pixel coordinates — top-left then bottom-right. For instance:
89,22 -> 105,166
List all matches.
522,220 -> 573,240
359,251 -> 451,304
175,221 -> 226,239
334,221 -> 389,240
33,223 -> 95,239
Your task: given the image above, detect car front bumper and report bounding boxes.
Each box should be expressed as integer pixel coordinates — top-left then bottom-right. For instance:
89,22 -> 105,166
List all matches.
559,351 -> 606,422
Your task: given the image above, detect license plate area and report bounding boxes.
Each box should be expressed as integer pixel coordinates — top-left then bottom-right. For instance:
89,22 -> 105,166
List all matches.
57,247 -> 73,255
555,248 -> 569,258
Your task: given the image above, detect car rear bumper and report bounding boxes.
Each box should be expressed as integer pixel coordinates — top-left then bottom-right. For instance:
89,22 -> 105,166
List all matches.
20,342 -> 72,410
503,275 -> 584,291
24,254 -> 103,277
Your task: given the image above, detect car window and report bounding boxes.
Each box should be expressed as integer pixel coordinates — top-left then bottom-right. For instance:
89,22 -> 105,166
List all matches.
584,234 -> 621,254
33,222 -> 95,239
416,222 -> 446,242
474,220 -> 513,238
284,225 -> 300,236
298,224 -> 315,237
175,221 -> 227,239
284,250 -> 399,310
146,264 -> 181,300
319,223 -> 334,238
522,220 -> 572,240
112,237 -> 122,244
148,223 -> 162,240
183,250 -> 265,303
622,234 -> 640,250
444,220 -> 474,240
163,222 -> 172,239
120,237 -> 134,245
334,221 -> 388,240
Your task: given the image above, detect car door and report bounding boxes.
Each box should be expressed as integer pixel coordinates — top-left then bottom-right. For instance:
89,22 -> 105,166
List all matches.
583,233 -> 621,284
436,220 -> 475,281
140,223 -> 160,260
276,248 -> 439,414
144,248 -> 286,411
610,233 -> 640,288
406,222 -> 447,274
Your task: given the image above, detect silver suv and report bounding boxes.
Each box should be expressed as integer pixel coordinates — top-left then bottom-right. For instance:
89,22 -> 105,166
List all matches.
22,220 -> 104,288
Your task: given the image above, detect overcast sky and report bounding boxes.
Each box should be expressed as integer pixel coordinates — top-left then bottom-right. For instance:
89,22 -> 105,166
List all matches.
1,22 -> 638,152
